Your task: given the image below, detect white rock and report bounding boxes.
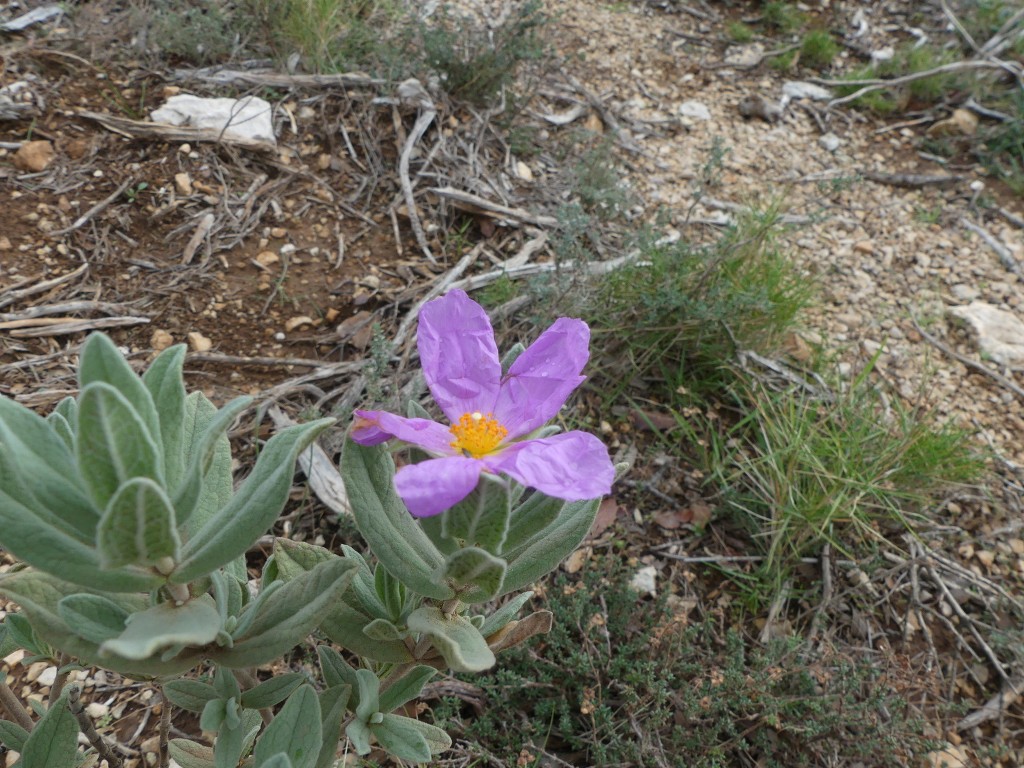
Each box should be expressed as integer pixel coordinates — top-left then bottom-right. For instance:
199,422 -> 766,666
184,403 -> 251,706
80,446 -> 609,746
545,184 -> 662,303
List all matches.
630,566 -> 658,596
678,100 -> 712,121
818,133 -> 842,152
782,81 -> 833,101
85,702 -> 109,719
36,666 -> 57,687
724,43 -> 764,68
150,95 -> 276,145
871,47 -> 895,62
515,160 -> 534,181
948,302 -> 1024,368
950,284 -> 979,301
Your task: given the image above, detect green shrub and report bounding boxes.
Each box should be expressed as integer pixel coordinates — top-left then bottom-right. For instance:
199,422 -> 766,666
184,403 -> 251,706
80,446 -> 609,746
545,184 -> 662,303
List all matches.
800,29 -> 838,70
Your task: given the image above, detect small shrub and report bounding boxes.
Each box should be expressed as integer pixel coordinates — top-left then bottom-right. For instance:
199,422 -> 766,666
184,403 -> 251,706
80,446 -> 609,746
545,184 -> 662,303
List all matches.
800,29 -> 838,70
714,369 -> 985,571
149,0 -> 243,64
573,139 -> 631,217
726,21 -> 754,43
422,1 -> 548,106
761,1 -> 806,35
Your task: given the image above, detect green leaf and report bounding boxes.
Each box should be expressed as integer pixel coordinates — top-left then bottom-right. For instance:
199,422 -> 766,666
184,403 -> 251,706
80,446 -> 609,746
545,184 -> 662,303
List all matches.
502,491 -> 564,553
0,622 -> 18,659
258,754 -> 295,768
56,594 -> 128,643
0,571 -> 200,677
168,739 -> 216,768
502,497 -> 600,594
317,646 -> 359,693
21,691 -> 79,768
343,441 -> 451,600
173,393 -> 251,529
378,666 -> 435,714
142,344 -> 188,490
479,591 -> 534,637
0,719 -> 30,752
315,685 -> 351,768
275,542 -> 410,663
100,595 -> 220,660
440,547 -> 506,604
363,619 -> 403,642
163,679 -> 220,713
253,685 -> 321,768
240,673 -> 307,710
374,563 -> 404,621
0,398 -> 98,541
345,718 -> 373,756
0,484 -> 160,592
212,558 -> 355,668
214,708 -> 262,768
172,419 -> 333,584
76,382 -> 163,509
97,477 -> 179,569
354,669 -> 380,724
406,606 -> 495,673
373,713 -> 451,763
46,411 -> 75,450
441,473 -> 511,554
79,332 -> 162,449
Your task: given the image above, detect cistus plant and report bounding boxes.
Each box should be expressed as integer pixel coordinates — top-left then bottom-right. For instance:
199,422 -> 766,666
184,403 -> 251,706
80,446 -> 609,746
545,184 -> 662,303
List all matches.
0,289 -> 618,767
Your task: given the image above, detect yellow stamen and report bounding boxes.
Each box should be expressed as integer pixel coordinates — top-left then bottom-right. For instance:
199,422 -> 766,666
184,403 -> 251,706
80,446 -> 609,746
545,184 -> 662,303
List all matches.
450,411 -> 507,458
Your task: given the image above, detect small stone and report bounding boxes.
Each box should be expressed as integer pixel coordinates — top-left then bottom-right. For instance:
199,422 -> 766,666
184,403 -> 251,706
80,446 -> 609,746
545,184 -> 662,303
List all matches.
818,132 -> 841,152
0,236 -> 11,250
174,172 -> 193,196
925,744 -> 968,768
85,702 -> 109,719
738,94 -> 782,122
24,661 -> 48,683
583,111 -> 604,133
562,548 -> 588,574
724,43 -> 765,68
150,329 -> 174,352
325,307 -> 341,323
178,143 -> 191,154
927,108 -> 978,138
948,302 -> 1024,367
187,331 -> 212,353
678,100 -> 712,121
514,160 -> 534,181
270,227 -> 287,239
284,316 -> 314,333
1009,538 -> 1024,555
36,666 -> 57,687
853,240 -> 874,255
976,550 -> 995,568
65,138 -> 90,160
950,284 -> 979,302
255,251 -> 279,267
279,243 -> 297,257
13,140 -> 55,172
630,566 -> 658,596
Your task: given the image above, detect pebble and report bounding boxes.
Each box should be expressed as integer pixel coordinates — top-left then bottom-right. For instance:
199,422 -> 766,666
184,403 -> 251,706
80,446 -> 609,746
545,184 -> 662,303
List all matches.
187,331 -> 213,353
270,227 -> 287,239
13,140 -> 55,172
173,172 -> 193,196
150,329 -> 174,351
818,132 -> 841,152
284,316 -> 314,332
678,100 -> 712,121
255,251 -> 279,267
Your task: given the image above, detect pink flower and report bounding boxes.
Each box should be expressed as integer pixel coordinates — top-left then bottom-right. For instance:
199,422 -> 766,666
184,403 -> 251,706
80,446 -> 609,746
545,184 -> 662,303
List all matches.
352,289 -> 614,517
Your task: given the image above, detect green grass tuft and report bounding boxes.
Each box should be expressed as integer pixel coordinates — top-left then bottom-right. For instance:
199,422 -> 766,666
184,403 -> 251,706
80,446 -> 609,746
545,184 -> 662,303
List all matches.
800,29 -> 838,70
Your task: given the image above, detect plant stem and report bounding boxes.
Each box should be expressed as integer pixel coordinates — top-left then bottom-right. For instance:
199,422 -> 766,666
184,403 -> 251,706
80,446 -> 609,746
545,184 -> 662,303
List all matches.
158,691 -> 171,768
67,684 -> 123,768
0,676 -> 34,732
49,652 -> 69,703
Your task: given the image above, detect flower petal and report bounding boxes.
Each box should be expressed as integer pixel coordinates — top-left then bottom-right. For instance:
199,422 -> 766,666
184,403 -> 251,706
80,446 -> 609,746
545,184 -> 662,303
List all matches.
418,289 -> 501,422
351,410 -> 455,455
395,456 -> 483,517
493,318 -> 590,436
484,431 -> 613,500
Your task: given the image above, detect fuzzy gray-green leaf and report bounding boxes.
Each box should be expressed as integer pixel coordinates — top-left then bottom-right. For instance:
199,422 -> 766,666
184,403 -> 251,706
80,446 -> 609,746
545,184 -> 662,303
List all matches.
143,344 -> 188,490
502,497 -> 600,594
240,673 -> 306,710
378,666 -> 435,714
406,606 -> 495,673
21,691 -> 78,768
373,713 -> 451,763
77,382 -> 163,509
172,419 -> 332,583
253,685 -> 321,768
57,594 -> 129,643
97,477 -> 179,569
343,441 -> 450,600
441,473 -> 511,554
169,739 -> 217,768
164,679 -> 220,713
440,547 -> 506,604
100,595 -> 220,660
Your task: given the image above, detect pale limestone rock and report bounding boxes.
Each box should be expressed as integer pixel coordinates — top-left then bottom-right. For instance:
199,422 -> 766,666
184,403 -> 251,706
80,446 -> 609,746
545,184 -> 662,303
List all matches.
948,302 -> 1024,368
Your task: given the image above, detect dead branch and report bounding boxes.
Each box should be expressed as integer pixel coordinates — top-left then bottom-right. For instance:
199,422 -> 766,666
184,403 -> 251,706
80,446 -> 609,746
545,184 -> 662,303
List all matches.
0,264 -> 88,310
957,676 -> 1024,731
962,217 -> 1022,275
860,170 -> 966,188
429,186 -> 558,228
395,80 -> 439,265
9,316 -> 150,338
47,180 -> 134,238
172,67 -> 384,89
269,406 -> 351,518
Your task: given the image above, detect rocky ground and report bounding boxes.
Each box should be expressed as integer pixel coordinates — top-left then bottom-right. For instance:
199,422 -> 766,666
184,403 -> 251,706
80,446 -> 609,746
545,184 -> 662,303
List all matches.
1,0 -> 1024,765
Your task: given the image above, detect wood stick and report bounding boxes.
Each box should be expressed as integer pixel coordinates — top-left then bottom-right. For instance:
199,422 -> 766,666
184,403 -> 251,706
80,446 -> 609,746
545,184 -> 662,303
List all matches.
0,264 -> 88,310
47,180 -> 133,238
398,95 -> 438,265
429,186 -> 559,228
9,316 -> 150,338
67,684 -> 123,768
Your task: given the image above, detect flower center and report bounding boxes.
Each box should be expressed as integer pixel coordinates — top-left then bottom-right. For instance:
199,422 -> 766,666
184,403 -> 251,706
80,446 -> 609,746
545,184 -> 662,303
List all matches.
450,411 -> 507,458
